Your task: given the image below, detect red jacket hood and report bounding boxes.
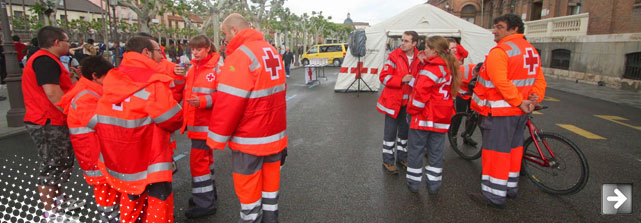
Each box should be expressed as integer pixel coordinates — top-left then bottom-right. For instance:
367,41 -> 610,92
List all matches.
101,52 -> 173,103
391,47 -> 419,62
57,77 -> 103,114
225,29 -> 265,55
190,52 -> 221,68
426,55 -> 447,66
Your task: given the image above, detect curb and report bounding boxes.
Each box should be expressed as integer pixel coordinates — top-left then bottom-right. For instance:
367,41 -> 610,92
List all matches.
0,126 -> 27,140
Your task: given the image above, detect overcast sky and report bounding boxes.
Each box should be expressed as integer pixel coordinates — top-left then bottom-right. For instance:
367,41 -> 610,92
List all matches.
284,0 -> 427,26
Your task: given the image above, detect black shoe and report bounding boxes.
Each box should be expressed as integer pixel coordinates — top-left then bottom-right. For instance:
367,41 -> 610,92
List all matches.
0,96 -> 6,101
427,187 -> 438,195
185,206 -> 217,218
463,136 -> 478,146
396,160 -> 408,169
468,192 -> 505,209
407,182 -> 418,193
188,197 -> 195,206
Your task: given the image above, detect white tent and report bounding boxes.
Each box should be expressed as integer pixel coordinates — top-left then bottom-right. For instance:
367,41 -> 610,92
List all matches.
334,3 -> 496,92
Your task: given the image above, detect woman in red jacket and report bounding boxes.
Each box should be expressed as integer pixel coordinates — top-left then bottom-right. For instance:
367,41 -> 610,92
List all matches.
406,36 -> 461,194
181,35 -> 222,218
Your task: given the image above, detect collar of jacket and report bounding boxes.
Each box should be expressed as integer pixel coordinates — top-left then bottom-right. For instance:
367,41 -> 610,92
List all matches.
426,55 -> 447,66
101,52 -> 173,103
225,28 -> 264,55
57,77 -> 103,115
391,47 -> 419,63
498,34 -> 524,45
190,52 -> 220,68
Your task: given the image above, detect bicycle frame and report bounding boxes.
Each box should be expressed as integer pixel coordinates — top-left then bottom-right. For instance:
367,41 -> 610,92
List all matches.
522,115 -> 557,167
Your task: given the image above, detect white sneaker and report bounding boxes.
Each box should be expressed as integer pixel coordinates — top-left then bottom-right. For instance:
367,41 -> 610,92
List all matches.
286,75 -> 291,78
56,196 -> 86,212
41,212 -> 81,223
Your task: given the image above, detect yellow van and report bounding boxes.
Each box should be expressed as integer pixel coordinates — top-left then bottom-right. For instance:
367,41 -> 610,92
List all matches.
301,43 -> 348,66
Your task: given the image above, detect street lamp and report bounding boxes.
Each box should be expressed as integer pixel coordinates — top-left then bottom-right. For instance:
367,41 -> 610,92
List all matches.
1,0 -> 25,127
109,0 -> 120,66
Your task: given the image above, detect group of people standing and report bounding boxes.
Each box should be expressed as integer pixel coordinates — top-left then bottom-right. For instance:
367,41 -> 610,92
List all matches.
23,13 -> 286,223
376,14 -> 546,209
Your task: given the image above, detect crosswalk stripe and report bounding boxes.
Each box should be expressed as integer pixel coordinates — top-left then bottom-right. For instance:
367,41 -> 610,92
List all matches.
595,115 -> 641,131
556,124 -> 606,140
544,97 -> 560,102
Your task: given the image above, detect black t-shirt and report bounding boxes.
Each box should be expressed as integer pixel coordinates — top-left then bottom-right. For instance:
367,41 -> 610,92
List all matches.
32,56 -> 61,86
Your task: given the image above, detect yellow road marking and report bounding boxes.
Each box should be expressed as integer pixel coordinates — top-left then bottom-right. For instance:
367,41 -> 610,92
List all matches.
595,115 -> 641,131
544,97 -> 560,102
532,111 -> 543,115
556,124 -> 606,140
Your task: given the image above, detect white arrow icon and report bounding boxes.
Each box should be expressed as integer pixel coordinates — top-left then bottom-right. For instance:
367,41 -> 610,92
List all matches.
606,188 -> 628,209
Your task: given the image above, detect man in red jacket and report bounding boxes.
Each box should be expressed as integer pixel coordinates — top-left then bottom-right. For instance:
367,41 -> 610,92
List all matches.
376,31 -> 422,174
93,36 -> 183,222
22,26 -> 85,222
207,13 -> 287,223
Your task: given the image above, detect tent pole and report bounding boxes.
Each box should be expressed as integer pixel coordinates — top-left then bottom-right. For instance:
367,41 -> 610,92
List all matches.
481,0 -> 484,28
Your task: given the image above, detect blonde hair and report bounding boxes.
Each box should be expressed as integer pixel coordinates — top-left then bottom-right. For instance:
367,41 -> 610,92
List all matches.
426,36 -> 461,97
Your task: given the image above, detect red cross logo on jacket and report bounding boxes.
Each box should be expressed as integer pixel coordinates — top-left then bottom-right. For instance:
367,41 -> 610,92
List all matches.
524,48 -> 539,75
262,48 -> 282,80
206,73 -> 215,82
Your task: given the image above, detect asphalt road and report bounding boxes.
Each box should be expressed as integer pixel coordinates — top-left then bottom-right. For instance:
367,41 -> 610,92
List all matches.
1,67 -> 640,222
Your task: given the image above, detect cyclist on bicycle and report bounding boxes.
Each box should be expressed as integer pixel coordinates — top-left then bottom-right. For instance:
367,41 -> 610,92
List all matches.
468,14 -> 547,209
450,62 -> 483,147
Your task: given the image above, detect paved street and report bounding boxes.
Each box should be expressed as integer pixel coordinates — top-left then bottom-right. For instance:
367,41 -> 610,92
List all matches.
1,67 -> 640,222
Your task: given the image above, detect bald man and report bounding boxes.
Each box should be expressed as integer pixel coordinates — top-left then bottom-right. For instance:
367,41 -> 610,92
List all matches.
206,13 -> 287,223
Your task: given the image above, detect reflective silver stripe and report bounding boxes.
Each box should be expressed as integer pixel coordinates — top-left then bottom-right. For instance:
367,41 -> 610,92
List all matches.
383,75 -> 392,85
383,141 -> 395,147
477,76 -> 535,88
263,204 -> 278,211
406,167 -> 422,174
402,94 -> 409,100
418,120 -> 450,130
240,213 -> 259,221
419,70 -> 439,83
69,127 -> 94,135
230,130 -> 286,145
504,41 -> 522,57
382,149 -> 393,154
218,83 -> 285,99
398,139 -> 407,144
412,99 -> 425,108
96,115 -> 153,128
249,84 -> 286,98
482,175 -> 508,185
153,104 -> 182,124
102,158 -> 173,182
408,77 -> 415,87
192,185 -> 214,193
464,64 -> 470,80
133,89 -> 150,100
205,95 -> 213,108
71,90 -> 100,110
406,174 -> 422,182
396,145 -> 407,152
208,130 -> 230,143
509,172 -> 519,178
84,170 -> 102,177
193,174 -> 212,182
471,93 -> 512,108
174,79 -> 185,85
188,126 -> 209,133
192,87 -> 217,94
507,182 -> 518,187
241,199 -> 262,210
482,184 -> 507,197
458,89 -> 467,94
376,102 -> 395,116
239,45 -> 260,72
88,115 -> 98,128
218,83 -> 250,98
426,173 -> 442,181
262,191 -> 278,199
425,166 -> 442,173
385,60 -> 396,69
439,66 -> 447,76
477,76 -> 494,88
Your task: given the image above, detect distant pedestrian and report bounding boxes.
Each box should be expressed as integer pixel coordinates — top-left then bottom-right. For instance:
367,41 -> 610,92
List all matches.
12,35 -> 26,67
283,47 -> 294,78
22,26 -> 85,222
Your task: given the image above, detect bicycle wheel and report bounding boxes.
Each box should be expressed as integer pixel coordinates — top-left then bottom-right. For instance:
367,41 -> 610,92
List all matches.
448,112 -> 482,160
521,132 -> 589,195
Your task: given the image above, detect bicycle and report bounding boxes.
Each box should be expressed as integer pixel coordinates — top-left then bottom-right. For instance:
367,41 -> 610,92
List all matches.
448,105 -> 590,195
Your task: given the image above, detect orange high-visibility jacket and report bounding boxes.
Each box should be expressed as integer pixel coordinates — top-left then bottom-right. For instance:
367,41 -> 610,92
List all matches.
471,34 -> 546,116
57,77 -> 104,185
92,52 -> 184,195
206,29 -> 287,156
457,63 -> 477,100
407,56 -> 454,133
181,52 -> 222,139
376,47 -> 422,118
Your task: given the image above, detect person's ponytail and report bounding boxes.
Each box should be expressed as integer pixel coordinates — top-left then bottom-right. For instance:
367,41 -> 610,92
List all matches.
426,36 -> 461,97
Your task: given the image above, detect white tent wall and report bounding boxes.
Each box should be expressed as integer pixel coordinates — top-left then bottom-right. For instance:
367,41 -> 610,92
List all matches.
334,3 -> 496,92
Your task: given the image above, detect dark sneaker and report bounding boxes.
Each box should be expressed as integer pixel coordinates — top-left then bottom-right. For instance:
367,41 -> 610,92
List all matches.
407,182 -> 418,193
468,192 -> 505,209
427,187 -> 439,195
463,136 -> 478,146
185,206 -> 217,218
188,197 -> 195,206
382,163 -> 398,175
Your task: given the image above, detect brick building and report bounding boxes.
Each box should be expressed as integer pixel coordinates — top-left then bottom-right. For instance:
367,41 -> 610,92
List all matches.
428,0 -> 641,35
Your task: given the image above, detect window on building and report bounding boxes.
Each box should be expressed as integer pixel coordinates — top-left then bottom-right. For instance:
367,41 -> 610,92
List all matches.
535,48 -> 543,61
568,1 -> 582,15
624,52 -> 641,80
461,5 -> 477,24
551,49 -> 571,70
14,11 -> 23,17
531,2 -> 543,20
